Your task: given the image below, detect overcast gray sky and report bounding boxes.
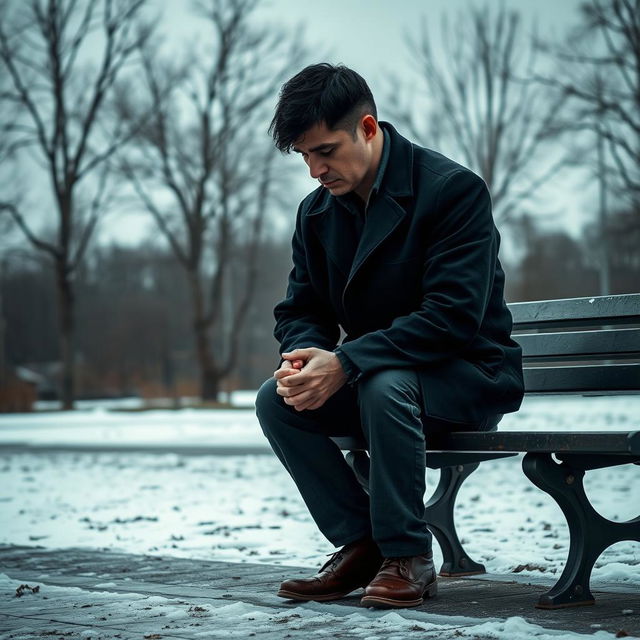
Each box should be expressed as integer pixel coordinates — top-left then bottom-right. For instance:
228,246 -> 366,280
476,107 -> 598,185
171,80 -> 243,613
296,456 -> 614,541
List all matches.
257,0 -> 580,103
163,0 -> 581,102
102,0 -> 588,250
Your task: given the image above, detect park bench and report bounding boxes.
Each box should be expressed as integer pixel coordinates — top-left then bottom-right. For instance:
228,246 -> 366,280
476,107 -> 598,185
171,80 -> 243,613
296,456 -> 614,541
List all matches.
331,293 -> 640,609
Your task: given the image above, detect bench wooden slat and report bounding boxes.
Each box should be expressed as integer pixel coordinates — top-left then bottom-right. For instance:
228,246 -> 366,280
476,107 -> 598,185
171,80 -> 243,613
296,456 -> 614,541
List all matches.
523,363 -> 640,393
510,294 -> 640,330
517,328 -> 640,361
427,431 -> 640,454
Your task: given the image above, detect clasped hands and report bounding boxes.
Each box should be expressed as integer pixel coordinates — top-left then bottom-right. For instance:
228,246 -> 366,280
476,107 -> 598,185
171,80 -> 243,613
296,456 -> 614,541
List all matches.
274,347 -> 347,411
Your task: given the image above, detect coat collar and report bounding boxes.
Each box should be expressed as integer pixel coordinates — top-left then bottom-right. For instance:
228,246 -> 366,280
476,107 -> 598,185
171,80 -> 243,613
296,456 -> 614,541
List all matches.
304,121 -> 414,217
378,121 -> 414,199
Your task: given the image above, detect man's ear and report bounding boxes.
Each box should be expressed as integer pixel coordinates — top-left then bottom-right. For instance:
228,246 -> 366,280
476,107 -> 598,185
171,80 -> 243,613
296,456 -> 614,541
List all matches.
361,114 -> 378,142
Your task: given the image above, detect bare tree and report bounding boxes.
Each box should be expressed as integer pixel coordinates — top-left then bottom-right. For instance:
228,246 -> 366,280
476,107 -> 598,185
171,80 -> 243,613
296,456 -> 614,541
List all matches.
119,0 -> 302,400
541,0 -> 639,202
0,68 -> 22,246
0,0 -> 153,409
388,5 -> 568,225
535,0 -> 639,293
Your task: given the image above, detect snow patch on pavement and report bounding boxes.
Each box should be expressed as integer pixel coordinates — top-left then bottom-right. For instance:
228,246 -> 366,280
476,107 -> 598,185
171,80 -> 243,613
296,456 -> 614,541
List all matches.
0,573 -> 624,639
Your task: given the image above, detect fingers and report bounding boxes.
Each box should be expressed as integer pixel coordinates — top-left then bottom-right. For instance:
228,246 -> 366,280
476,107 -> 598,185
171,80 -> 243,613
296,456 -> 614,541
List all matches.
274,358 -> 304,378
276,378 -> 307,397
274,367 -> 298,379
275,360 -> 307,385
281,389 -> 315,408
274,348 -> 331,411
273,369 -> 304,387
277,381 -> 326,411
276,380 -> 326,411
281,348 -> 314,363
291,393 -> 326,412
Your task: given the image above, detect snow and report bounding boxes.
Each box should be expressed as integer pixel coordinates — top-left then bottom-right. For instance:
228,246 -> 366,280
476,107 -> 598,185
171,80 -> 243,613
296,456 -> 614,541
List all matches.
0,407 -> 266,449
0,451 -> 327,567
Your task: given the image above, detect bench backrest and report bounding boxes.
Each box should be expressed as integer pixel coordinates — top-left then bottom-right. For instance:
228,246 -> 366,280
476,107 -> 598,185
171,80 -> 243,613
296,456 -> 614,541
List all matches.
509,293 -> 640,395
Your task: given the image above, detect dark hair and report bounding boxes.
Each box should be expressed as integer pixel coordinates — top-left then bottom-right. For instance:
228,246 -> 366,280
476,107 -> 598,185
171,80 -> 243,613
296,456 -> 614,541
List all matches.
269,63 -> 377,153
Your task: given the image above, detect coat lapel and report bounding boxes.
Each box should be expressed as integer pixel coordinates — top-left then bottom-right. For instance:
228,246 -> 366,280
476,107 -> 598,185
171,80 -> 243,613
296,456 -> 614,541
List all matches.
346,195 -> 407,286
309,200 -> 353,278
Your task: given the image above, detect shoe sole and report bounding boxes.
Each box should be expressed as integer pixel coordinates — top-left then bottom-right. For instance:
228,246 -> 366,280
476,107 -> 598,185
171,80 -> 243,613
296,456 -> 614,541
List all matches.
276,588 -> 360,602
360,580 -> 437,609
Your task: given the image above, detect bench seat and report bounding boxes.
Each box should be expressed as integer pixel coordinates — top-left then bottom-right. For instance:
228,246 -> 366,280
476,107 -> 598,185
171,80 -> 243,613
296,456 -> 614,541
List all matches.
333,430 -> 640,455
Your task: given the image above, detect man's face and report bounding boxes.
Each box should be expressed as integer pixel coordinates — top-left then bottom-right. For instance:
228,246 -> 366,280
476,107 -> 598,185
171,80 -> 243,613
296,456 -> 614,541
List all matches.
292,120 -> 376,200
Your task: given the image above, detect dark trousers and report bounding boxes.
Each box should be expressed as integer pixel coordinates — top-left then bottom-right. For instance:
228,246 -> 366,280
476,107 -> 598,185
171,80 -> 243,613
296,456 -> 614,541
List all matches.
255,368 -> 500,558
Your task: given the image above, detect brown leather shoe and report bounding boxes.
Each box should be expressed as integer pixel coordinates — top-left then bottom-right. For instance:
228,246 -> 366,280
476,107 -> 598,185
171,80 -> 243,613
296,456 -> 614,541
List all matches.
360,553 -> 437,608
277,537 -> 383,601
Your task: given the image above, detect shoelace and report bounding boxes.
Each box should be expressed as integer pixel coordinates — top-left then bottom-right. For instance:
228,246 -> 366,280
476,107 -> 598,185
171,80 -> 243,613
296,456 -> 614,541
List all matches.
319,550 -> 344,573
380,557 -> 410,578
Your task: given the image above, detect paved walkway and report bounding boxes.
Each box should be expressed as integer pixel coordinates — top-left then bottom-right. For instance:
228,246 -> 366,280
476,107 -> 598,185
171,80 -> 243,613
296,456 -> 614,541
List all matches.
0,545 -> 638,639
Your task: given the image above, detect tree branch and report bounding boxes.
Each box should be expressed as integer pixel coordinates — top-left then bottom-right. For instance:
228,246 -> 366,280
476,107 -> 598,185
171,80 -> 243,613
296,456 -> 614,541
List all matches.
0,201 -> 59,257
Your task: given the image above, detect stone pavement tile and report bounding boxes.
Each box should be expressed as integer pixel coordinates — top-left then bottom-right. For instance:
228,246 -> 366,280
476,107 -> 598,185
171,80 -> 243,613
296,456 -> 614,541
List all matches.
0,622 -> 191,640
187,568 -> 310,588
0,615 -> 16,632
0,622 -> 65,640
193,563 -> 307,579
97,562 -> 307,586
2,548 -> 163,572
3,548 -> 280,579
0,544 -> 49,556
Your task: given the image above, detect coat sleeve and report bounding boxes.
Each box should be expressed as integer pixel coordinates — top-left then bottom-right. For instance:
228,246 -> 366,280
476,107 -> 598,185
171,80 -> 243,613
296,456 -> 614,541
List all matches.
338,170 -> 497,373
273,204 -> 340,354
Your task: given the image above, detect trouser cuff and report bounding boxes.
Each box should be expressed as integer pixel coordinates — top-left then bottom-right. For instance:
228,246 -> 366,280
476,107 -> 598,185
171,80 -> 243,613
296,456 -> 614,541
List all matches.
330,528 -> 374,549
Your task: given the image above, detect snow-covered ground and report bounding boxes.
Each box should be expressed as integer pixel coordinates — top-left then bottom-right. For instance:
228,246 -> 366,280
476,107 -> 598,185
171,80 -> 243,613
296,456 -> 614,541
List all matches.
0,572 -> 628,640
0,407 -> 267,449
0,394 -> 638,586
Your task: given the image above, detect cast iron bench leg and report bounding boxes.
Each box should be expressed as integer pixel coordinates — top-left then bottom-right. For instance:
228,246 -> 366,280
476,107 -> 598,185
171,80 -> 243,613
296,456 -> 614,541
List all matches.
424,463 -> 487,576
346,452 -> 486,575
522,452 -> 640,609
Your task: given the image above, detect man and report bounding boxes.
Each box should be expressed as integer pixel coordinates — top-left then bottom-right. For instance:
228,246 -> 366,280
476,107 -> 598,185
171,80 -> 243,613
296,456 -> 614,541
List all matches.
255,63 -> 524,608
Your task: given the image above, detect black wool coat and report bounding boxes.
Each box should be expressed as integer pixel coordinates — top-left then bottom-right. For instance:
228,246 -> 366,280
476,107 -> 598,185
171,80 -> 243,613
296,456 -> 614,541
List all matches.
274,122 -> 524,425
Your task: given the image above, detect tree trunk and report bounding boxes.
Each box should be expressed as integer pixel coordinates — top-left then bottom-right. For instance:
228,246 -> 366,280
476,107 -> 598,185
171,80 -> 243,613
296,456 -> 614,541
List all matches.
200,367 -> 220,402
195,321 -> 219,401
189,270 -> 219,401
55,256 -> 75,410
